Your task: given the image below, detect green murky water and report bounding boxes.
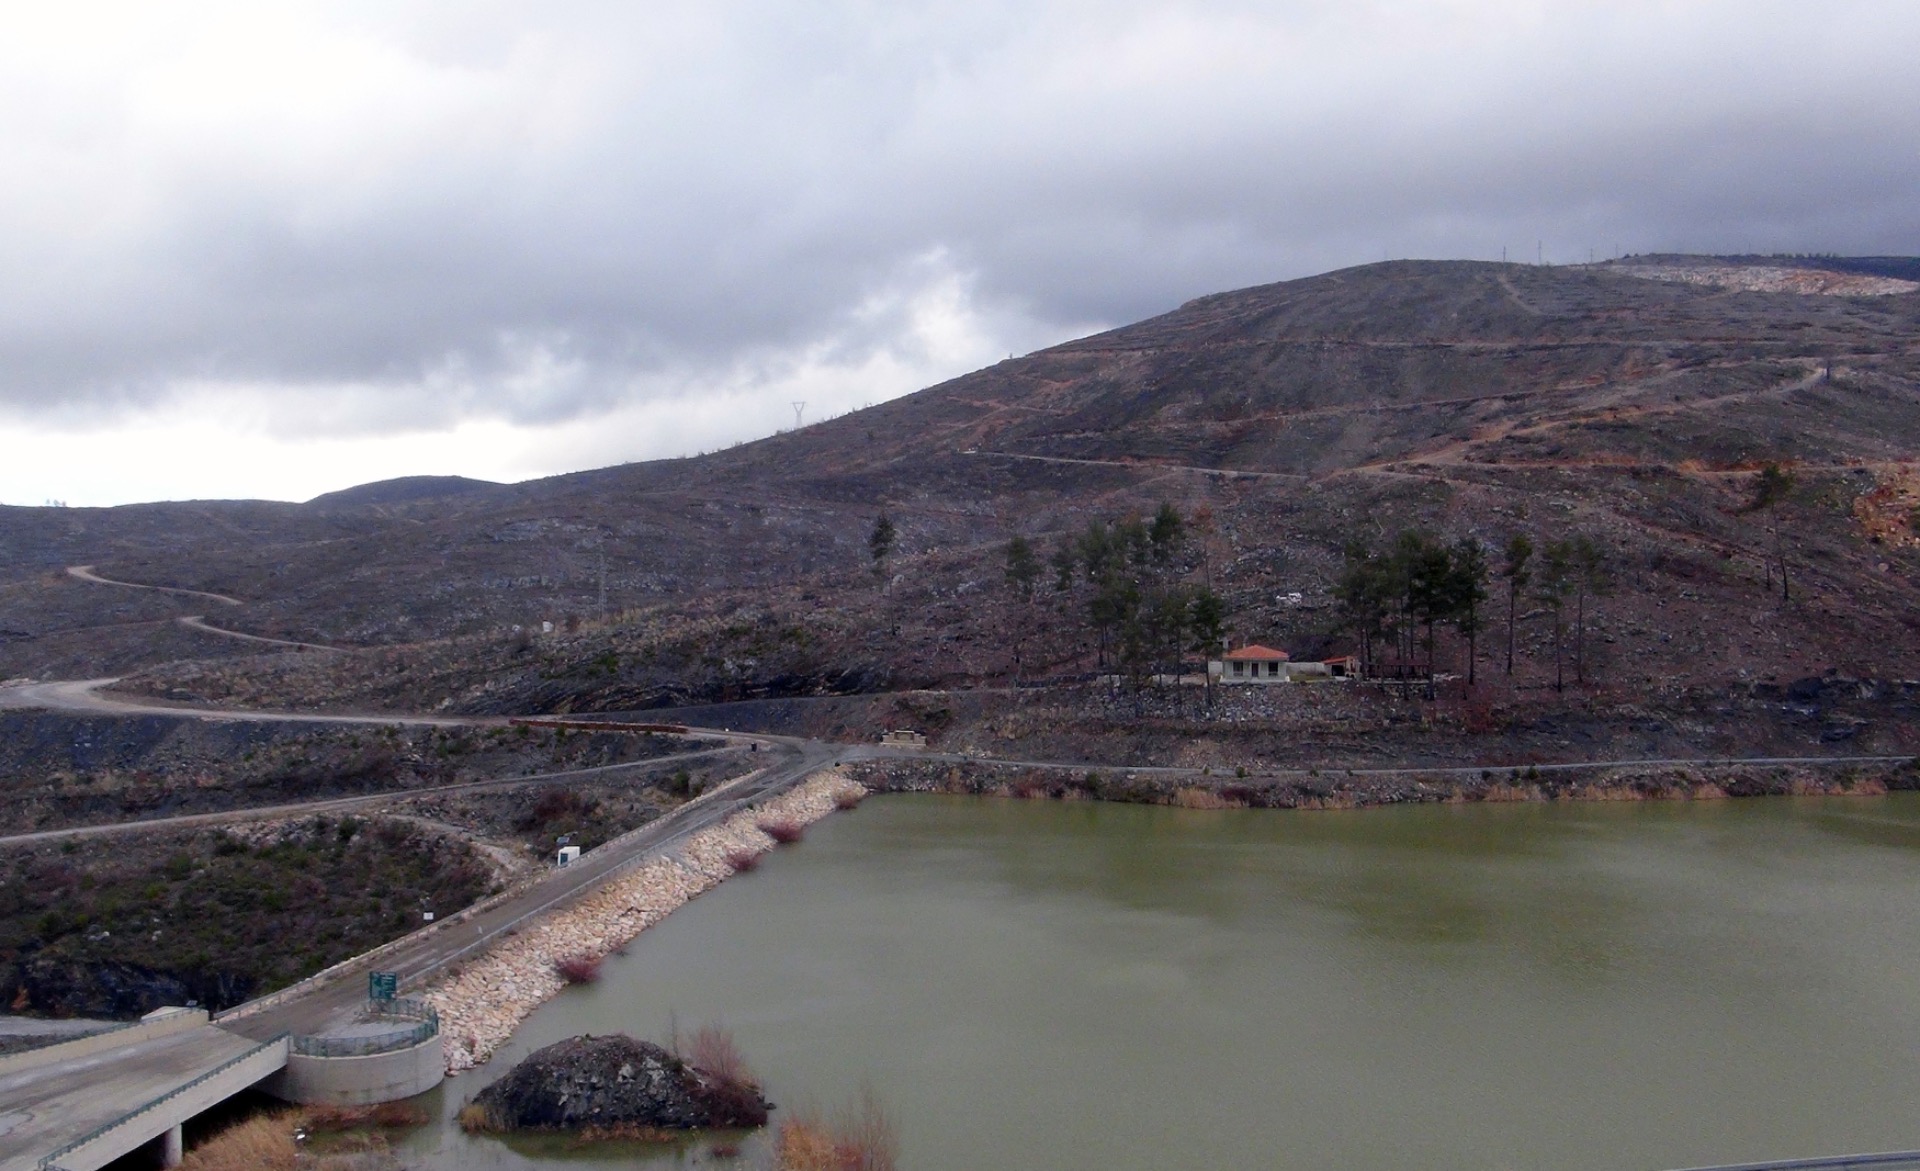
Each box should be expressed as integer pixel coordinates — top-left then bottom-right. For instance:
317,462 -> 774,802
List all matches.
401,793 -> 1920,1170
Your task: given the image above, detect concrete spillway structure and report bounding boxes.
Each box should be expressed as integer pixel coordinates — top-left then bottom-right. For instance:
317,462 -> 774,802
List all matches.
264,999 -> 446,1107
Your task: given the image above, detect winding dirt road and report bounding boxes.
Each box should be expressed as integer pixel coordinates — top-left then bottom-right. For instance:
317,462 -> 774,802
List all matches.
173,614 -> 342,653
66,565 -> 243,607
0,745 -> 745,848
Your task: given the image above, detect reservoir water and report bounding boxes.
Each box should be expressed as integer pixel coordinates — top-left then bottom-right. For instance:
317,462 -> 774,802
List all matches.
402,793 -> 1920,1170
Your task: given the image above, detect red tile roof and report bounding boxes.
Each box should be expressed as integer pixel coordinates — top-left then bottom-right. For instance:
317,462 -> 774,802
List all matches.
1223,644 -> 1289,661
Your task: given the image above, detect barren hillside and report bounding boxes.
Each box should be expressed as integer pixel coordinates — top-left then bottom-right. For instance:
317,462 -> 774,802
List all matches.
5,256 -> 1919,720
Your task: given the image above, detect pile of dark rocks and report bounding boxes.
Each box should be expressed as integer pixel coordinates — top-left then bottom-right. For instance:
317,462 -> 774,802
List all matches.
467,1034 -> 770,1133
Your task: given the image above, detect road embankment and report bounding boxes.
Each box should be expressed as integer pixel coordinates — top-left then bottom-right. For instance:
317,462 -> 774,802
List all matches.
422,769 -> 863,1074
848,756 -> 1920,810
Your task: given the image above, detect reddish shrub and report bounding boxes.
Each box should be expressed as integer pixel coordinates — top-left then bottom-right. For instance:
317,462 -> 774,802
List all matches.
554,954 -> 602,984
688,1022 -> 755,1088
759,817 -> 806,845
724,847 -> 764,873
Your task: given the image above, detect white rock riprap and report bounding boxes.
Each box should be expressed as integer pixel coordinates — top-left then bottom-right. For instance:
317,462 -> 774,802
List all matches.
422,769 -> 864,1073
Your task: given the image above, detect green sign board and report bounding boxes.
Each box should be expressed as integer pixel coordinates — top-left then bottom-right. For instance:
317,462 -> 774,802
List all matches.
369,971 -> 398,1001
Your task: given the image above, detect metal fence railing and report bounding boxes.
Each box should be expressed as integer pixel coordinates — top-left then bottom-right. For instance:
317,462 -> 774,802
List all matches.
38,1033 -> 289,1170
291,998 -> 439,1058
1666,1152 -> 1920,1171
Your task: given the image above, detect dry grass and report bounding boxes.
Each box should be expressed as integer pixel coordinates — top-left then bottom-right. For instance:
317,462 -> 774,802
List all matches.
554,953 -> 603,983
1169,786 -> 1246,810
759,817 -> 806,845
833,787 -> 867,810
458,1102 -> 498,1133
1480,782 -> 1545,803
305,1102 -> 428,1131
776,1117 -> 843,1170
774,1090 -> 898,1171
181,1103 -> 418,1170
688,1022 -> 756,1088
180,1111 -> 298,1171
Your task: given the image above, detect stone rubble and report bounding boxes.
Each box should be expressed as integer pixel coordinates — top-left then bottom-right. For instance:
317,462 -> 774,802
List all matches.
421,770 -> 863,1074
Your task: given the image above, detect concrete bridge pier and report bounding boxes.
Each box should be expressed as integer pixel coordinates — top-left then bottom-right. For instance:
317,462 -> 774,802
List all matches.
159,1122 -> 182,1167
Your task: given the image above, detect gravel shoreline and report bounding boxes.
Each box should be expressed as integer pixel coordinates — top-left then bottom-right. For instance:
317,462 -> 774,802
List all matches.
422,769 -> 863,1074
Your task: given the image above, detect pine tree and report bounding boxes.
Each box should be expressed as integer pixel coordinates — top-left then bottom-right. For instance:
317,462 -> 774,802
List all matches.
1501,534 -> 1533,677
1003,536 -> 1042,685
1004,536 -> 1040,599
868,514 -> 896,584
1569,536 -> 1611,684
1449,537 -> 1490,686
1188,588 -> 1227,708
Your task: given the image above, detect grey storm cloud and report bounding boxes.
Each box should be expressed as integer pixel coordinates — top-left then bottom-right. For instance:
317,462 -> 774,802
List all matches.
1,0 -> 1917,433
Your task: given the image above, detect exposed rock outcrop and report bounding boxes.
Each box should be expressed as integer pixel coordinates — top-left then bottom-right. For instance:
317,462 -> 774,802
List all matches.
466,1034 -> 770,1132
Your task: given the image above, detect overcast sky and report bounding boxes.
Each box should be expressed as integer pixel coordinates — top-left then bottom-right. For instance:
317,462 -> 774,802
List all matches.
2,1 -> 1916,505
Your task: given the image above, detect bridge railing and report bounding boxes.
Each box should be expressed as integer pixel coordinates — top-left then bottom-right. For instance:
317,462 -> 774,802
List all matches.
38,1032 -> 289,1170
1667,1152 -> 1920,1171
292,999 -> 439,1058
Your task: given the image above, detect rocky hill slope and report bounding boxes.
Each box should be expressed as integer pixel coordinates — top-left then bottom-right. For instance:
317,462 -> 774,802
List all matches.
5,256 -> 1918,717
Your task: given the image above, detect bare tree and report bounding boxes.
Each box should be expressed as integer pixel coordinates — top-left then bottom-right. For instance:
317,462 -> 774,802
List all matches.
1748,463 -> 1796,602
1534,540 -> 1574,692
1569,536 -> 1611,685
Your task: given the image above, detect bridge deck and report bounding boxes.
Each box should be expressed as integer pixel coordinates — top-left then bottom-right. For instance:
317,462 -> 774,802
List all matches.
0,1025 -> 260,1171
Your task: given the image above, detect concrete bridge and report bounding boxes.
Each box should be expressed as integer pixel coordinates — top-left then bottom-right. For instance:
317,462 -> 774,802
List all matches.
0,1001 -> 441,1171
0,1010 -> 283,1171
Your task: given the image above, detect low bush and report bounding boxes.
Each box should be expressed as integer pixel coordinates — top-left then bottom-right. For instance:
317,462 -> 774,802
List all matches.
759,817 -> 806,845
833,788 -> 866,811
688,1022 -> 755,1088
457,1102 -> 497,1133
724,847 -> 764,873
554,954 -> 602,984
774,1089 -> 898,1171
1169,786 -> 1245,810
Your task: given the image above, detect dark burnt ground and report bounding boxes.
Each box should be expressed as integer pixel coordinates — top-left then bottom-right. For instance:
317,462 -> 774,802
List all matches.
2,257 -> 1916,735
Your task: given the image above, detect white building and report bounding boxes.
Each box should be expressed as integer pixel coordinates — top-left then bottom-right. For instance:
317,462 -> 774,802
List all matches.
1210,644 -> 1291,683
1207,645 -> 1361,684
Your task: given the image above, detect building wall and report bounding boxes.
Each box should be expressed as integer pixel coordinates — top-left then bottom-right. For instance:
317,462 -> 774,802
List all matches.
1211,659 -> 1291,683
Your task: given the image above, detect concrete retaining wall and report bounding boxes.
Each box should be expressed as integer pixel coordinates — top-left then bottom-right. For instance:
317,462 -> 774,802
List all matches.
0,1007 -> 207,1078
265,1034 -> 445,1105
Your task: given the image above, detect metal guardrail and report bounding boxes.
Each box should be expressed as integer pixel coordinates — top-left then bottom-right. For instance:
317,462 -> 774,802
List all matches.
37,1032 -> 290,1170
292,999 -> 439,1058
1666,1152 -> 1920,1171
